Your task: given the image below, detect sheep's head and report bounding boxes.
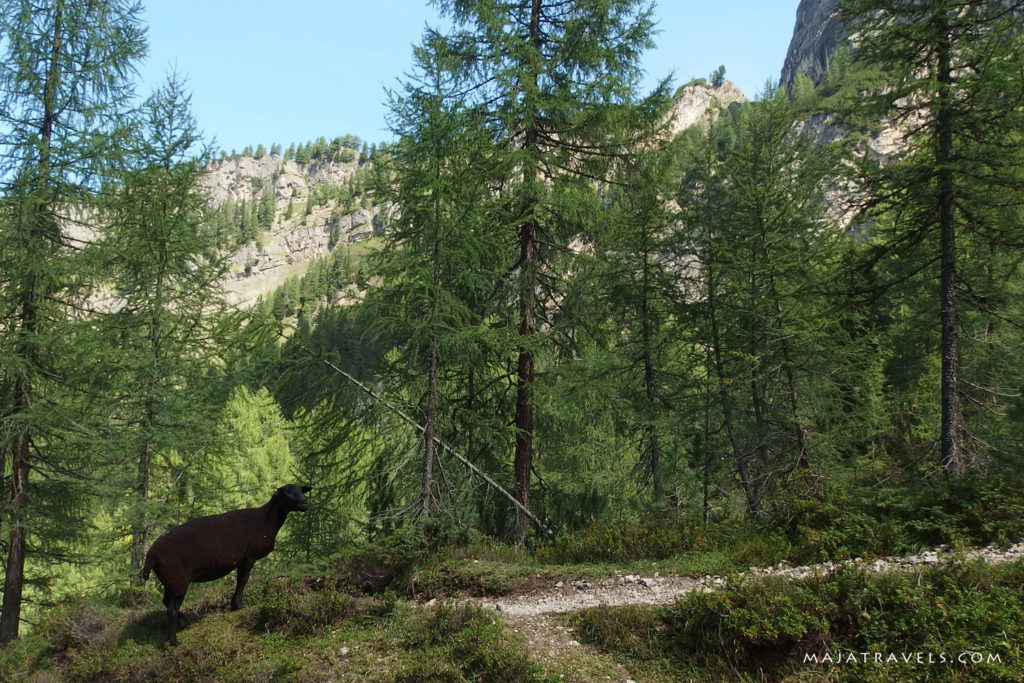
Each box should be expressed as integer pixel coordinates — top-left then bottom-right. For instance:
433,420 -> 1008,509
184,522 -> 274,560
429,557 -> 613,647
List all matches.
275,484 -> 312,512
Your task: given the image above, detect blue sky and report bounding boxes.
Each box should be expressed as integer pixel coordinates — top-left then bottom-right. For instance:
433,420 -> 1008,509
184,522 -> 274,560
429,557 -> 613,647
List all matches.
140,1 -> 801,154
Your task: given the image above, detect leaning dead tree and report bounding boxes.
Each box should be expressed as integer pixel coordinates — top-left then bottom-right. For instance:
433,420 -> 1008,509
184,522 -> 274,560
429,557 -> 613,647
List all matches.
290,338 -> 554,539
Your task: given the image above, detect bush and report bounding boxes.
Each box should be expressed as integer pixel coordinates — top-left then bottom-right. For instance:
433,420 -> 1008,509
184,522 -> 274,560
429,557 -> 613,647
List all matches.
537,509 -> 712,564
775,474 -> 1024,564
402,603 -> 550,682
574,560 -> 1024,681
251,574 -> 395,635
37,601 -> 117,655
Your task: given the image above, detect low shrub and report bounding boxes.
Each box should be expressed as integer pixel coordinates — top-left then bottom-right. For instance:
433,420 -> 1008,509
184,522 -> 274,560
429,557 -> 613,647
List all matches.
776,474 -> 1024,564
536,509 -> 712,564
402,602 -> 552,682
251,574 -> 396,635
574,560 -> 1024,681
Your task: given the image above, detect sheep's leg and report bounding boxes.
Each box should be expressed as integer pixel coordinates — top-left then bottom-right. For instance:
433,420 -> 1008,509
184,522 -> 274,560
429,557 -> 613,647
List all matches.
166,596 -> 184,646
230,559 -> 255,611
163,587 -> 186,646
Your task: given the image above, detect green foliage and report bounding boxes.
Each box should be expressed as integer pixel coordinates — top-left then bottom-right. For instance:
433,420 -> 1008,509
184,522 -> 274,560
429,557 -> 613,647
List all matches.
6,0 -> 1024,653
776,474 -> 1024,564
0,0 -> 148,639
282,406 -> 373,560
677,84 -> 878,521
710,64 -> 726,87
838,0 -> 1024,476
250,574 -> 397,636
222,134 -> 365,163
186,385 -> 295,516
401,602 -> 550,682
537,509 -> 712,564
575,561 -> 1024,681
95,72 -> 237,579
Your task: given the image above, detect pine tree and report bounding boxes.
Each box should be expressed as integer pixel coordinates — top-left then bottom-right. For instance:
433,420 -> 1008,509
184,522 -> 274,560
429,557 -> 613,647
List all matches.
257,185 -> 276,227
0,0 -> 146,641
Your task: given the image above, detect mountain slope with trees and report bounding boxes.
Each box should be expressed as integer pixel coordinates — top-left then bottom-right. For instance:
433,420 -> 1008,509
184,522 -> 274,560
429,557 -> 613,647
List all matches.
1,1 -> 1024,679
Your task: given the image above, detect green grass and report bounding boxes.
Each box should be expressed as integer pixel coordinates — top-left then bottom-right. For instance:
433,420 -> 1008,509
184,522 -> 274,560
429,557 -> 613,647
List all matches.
0,571 -> 554,682
4,483 -> 1023,683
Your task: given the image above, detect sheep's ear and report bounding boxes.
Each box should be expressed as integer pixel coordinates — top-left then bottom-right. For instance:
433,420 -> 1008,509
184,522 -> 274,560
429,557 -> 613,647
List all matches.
301,485 -> 312,493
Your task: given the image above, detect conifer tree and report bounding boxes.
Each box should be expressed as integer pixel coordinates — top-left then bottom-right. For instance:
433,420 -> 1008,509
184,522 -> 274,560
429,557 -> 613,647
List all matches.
431,0 -> 667,537
579,140 -> 683,504
0,0 -> 145,641
841,0 -> 1024,475
187,386 -> 293,516
258,185 -> 276,227
678,89 -> 857,519
99,74 -> 233,576
369,33 -> 507,521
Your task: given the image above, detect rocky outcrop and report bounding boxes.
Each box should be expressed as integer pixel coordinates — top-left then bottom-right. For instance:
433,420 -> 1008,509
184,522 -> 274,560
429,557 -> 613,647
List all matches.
202,155 -> 357,207
203,154 -> 381,307
668,80 -> 747,136
780,0 -> 846,89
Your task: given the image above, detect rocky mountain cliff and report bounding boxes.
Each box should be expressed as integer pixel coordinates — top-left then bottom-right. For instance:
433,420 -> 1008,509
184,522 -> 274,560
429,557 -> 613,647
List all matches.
780,0 -> 845,89
202,154 -> 382,307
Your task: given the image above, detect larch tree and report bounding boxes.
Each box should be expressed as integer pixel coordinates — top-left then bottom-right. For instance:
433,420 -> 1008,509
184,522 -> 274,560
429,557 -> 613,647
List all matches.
99,74 -> 233,577
431,0 -> 666,538
677,89 -> 851,520
0,0 -> 146,641
841,0 -> 1024,475
369,33 -> 507,521
577,137 -> 683,505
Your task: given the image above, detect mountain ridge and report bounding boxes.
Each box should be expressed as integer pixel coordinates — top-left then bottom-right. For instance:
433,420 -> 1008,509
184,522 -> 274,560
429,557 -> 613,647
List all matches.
212,80 -> 748,308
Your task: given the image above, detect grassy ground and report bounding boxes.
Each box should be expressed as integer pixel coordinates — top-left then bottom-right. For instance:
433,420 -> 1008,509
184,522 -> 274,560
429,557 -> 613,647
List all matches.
2,544 -> 1022,682
4,480 -> 1024,683
0,574 -> 550,682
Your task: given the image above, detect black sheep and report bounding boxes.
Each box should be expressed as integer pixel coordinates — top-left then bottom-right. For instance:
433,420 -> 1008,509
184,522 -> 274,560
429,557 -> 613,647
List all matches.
141,484 -> 311,645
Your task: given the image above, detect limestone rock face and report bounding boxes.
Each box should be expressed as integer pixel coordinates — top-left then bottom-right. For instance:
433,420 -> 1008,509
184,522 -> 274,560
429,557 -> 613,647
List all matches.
202,154 -> 380,307
669,80 -> 747,136
779,0 -> 845,89
202,154 -> 359,207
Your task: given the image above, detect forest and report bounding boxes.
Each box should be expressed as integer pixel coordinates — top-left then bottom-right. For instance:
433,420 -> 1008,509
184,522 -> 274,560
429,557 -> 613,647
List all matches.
2,0 -> 1024,680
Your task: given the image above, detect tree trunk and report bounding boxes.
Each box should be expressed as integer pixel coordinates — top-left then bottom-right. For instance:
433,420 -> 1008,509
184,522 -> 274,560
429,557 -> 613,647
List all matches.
1,0 -> 65,642
420,343 -> 439,519
129,436 -> 152,579
707,261 -> 761,520
935,18 -> 966,476
0,430 -> 30,643
513,214 -> 536,538
774,289 -> 808,469
513,0 -> 543,542
640,249 -> 663,502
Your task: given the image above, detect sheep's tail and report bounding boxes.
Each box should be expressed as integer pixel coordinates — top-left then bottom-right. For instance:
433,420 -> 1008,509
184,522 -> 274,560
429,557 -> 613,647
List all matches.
141,553 -> 155,582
